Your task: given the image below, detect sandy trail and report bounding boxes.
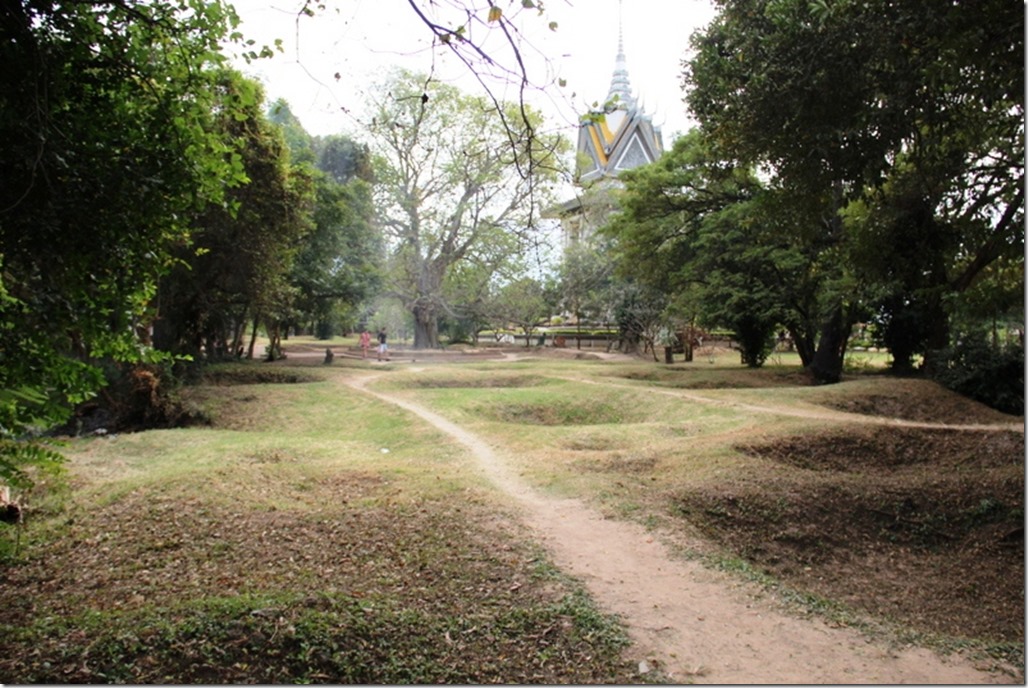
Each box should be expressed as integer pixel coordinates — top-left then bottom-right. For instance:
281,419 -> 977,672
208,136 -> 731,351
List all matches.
551,373 -> 1025,433
344,373 -> 1009,684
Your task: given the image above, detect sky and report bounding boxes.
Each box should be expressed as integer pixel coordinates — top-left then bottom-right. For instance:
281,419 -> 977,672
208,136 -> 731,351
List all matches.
227,0 -> 719,144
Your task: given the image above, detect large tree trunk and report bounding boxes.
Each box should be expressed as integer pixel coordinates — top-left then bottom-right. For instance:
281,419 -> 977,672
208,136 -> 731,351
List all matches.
808,306 -> 851,384
247,313 -> 260,360
411,264 -> 443,349
788,324 -> 816,368
920,292 -> 951,376
412,301 -> 439,349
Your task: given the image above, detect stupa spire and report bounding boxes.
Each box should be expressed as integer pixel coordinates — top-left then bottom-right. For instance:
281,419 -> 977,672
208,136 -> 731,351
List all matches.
605,0 -> 635,111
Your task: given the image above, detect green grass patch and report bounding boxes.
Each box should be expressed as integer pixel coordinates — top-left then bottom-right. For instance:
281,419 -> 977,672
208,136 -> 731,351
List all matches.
3,589 -> 629,684
474,399 -> 627,426
2,355 -> 1022,682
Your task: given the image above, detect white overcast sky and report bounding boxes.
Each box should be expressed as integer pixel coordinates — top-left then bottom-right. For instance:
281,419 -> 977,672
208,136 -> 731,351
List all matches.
227,0 -> 718,143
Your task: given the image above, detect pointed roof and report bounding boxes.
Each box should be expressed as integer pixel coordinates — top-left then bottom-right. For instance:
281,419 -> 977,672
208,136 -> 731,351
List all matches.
575,3 -> 663,184
605,26 -> 635,111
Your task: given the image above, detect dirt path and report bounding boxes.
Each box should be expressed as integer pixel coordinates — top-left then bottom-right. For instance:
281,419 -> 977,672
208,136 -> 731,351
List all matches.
344,374 -> 1010,684
552,373 -> 1025,432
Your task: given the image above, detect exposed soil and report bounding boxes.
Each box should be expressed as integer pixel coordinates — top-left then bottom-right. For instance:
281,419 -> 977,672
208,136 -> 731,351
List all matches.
346,371 -> 1024,683
688,426 -> 1023,643
0,475 -> 635,684
4,351 -> 1023,683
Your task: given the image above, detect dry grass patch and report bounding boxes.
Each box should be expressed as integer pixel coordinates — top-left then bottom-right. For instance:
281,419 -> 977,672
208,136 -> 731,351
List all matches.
561,433 -> 629,452
671,422 -> 1023,662
0,464 -> 635,684
475,399 -> 629,426
198,364 -> 323,386
740,426 -> 1024,472
396,373 -> 547,389
813,377 -> 1021,425
610,364 -> 811,389
573,450 -> 661,474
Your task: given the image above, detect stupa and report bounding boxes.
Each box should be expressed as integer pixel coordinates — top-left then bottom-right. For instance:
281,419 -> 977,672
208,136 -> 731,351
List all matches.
549,4 -> 664,246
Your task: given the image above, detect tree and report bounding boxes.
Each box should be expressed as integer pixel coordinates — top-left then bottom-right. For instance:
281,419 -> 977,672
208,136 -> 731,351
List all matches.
289,173 -> 381,339
153,72 -> 313,362
607,281 -> 668,357
0,0 -> 251,483
693,202 -> 790,368
368,70 -> 564,349
438,257 -> 502,344
270,103 -> 383,340
605,132 -> 797,368
316,135 -> 374,186
293,0 -> 566,181
269,102 -> 386,337
268,98 -> 317,166
556,237 -> 615,349
687,0 -> 1024,378
489,277 -> 551,346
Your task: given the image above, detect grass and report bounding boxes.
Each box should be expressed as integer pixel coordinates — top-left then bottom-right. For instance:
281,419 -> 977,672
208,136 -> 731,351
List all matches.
1,354 -> 638,684
0,344 -> 1023,682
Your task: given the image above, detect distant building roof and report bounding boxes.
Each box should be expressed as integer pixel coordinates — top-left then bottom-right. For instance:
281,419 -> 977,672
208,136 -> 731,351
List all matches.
606,30 -> 635,112
576,17 -> 663,184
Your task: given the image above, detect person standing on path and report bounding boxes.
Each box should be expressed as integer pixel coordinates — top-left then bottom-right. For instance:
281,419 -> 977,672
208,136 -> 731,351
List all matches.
359,329 -> 371,359
376,328 -> 388,361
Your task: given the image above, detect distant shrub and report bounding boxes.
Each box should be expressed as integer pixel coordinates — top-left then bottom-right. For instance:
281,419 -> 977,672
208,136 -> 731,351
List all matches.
930,335 -> 1024,415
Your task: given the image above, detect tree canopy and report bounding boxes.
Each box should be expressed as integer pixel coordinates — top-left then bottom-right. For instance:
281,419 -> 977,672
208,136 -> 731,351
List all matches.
153,72 -> 315,362
269,104 -> 382,341
684,0 -> 1024,378
367,70 -> 565,348
605,131 -> 796,366
0,0 -> 570,488
0,0 -> 255,484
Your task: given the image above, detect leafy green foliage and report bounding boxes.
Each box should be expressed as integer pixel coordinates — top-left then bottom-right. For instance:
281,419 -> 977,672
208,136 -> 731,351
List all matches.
267,99 -> 317,166
266,101 -> 383,340
604,131 -> 791,367
0,0 -> 251,485
0,435 -> 63,492
556,235 -> 616,330
605,281 -> 667,357
315,135 -> 374,185
687,0 -> 1024,377
488,278 -> 553,345
930,336 -> 1025,416
368,70 -> 566,348
154,72 -> 314,361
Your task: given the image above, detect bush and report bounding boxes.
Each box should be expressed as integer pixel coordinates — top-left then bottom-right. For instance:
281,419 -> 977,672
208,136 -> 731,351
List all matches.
732,315 -> 777,368
53,361 -> 208,436
315,320 -> 334,340
930,335 -> 1024,415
